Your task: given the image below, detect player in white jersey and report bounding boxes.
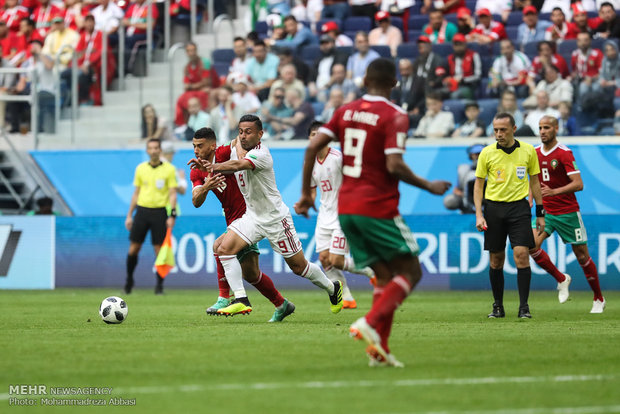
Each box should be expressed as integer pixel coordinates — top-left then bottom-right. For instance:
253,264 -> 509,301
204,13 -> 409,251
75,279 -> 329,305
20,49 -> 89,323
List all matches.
201,114 -> 344,316
305,121 -> 375,309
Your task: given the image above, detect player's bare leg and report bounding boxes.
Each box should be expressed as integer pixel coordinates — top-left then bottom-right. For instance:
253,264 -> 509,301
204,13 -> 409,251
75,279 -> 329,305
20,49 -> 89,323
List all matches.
340,255 -> 376,281
285,250 -> 343,313
214,231 -> 252,316
529,230 -> 571,303
572,244 -> 605,313
240,253 -> 295,322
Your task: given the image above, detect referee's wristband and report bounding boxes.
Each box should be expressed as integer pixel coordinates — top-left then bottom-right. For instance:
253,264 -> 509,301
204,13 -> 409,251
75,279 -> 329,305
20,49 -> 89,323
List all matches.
535,205 -> 545,218
169,208 -> 177,218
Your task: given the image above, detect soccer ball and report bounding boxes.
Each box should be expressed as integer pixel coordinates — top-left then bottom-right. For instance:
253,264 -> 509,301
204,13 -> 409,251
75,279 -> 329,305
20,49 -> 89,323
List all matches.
99,296 -> 128,324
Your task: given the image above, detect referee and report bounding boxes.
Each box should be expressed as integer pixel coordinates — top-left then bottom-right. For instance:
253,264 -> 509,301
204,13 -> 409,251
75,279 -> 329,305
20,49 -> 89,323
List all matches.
125,138 -> 178,294
473,113 -> 545,319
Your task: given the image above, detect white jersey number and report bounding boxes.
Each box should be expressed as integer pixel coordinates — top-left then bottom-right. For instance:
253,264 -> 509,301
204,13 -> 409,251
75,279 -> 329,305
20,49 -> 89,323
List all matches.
541,168 -> 550,182
342,128 -> 367,178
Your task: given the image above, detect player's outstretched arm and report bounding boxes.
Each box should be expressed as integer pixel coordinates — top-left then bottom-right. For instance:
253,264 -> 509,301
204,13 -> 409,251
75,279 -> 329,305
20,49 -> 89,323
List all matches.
296,131 -> 331,218
203,159 -> 253,174
386,153 -> 451,194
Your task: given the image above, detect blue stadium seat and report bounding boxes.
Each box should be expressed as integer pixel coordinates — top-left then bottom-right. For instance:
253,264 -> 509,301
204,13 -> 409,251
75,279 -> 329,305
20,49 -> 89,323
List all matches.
344,30 -> 358,40
344,16 -> 372,32
481,56 -> 495,76
300,44 -> 321,62
540,12 -> 551,21
445,13 -> 457,26
561,53 -> 572,72
371,45 -> 392,57
443,99 -> 465,125
213,62 -> 230,77
523,41 -> 538,59
212,48 -> 235,64
492,41 -> 501,56
316,18 -> 343,34
478,98 -> 499,126
311,101 -> 325,116
336,46 -> 353,56
255,21 -> 268,35
432,43 -> 453,57
592,38 -> 606,51
397,42 -> 419,59
391,16 -> 404,38
614,97 -> 620,111
505,11 -> 523,27
408,30 -> 422,42
588,11 -> 598,19
506,26 -> 519,43
558,39 -> 577,55
465,0 -> 476,10
408,14 -> 428,31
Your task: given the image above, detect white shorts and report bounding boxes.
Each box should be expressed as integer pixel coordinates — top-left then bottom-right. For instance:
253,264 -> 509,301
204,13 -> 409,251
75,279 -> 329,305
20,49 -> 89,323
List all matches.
315,225 -> 349,256
229,212 -> 302,259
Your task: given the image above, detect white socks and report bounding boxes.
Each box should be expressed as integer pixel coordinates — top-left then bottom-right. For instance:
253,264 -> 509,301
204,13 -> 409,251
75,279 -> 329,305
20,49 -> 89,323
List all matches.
302,262 -> 334,295
344,257 -> 374,279
326,267 -> 354,301
219,255 -> 247,299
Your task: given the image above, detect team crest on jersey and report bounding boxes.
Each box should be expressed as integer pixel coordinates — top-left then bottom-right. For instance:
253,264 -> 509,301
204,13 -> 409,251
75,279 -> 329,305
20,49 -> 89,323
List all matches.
551,159 -> 558,169
516,166 -> 526,180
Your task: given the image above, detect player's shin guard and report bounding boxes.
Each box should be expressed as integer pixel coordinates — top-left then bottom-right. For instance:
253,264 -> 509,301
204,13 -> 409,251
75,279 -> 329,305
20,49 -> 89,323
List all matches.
326,268 -> 354,301
301,262 -> 335,294
517,267 -> 531,308
581,258 -> 604,301
215,255 -> 231,299
365,275 -> 412,329
530,249 -> 566,283
219,255 -> 248,299
489,268 -> 504,305
344,256 -> 374,279
251,272 -> 285,307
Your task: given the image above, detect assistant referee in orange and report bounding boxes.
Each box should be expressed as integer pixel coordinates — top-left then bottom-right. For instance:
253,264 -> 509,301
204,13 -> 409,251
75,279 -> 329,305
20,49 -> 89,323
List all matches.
125,138 -> 178,294
474,113 -> 545,319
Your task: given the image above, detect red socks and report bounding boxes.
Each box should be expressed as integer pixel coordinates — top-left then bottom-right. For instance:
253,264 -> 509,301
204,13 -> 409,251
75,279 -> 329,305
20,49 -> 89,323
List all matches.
581,258 -> 604,301
531,249 -> 566,283
215,255 -> 231,298
251,273 -> 285,308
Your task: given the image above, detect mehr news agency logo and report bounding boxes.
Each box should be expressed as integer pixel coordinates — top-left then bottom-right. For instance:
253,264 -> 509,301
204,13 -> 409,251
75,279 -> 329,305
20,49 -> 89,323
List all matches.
7,385 -> 136,407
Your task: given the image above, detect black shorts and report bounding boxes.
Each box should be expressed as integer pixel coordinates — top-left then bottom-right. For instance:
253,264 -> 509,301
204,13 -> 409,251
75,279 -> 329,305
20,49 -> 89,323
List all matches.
483,198 -> 535,252
129,206 -> 167,245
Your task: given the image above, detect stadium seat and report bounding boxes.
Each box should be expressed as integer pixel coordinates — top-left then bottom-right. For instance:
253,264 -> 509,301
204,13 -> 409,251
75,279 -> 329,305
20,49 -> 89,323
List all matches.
300,44 -> 321,62
523,41 -> 538,59
344,30 -> 358,40
444,13 -> 457,26
481,56 -> 495,76
505,11 -> 523,27
336,46 -> 353,56
443,99 -> 465,125
465,0 -> 476,11
316,18 -> 342,34
432,43 -> 453,57
408,30 -> 422,42
255,20 -> 268,35
408,14 -> 429,31
212,48 -> 235,64
491,41 -> 501,56
343,16 -> 372,32
311,101 -> 324,117
558,39 -> 577,55
506,26 -> 519,43
213,62 -> 230,77
561,53 -> 572,71
371,45 -> 392,57
391,16 -> 404,38
592,38 -> 606,51
397,42 -> 419,59
540,12 -> 551,21
478,98 -> 499,126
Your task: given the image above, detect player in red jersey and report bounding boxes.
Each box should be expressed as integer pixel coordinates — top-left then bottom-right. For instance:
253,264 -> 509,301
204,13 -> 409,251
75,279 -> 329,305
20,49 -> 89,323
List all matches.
188,128 -> 295,322
529,116 -> 605,313
296,58 -> 451,367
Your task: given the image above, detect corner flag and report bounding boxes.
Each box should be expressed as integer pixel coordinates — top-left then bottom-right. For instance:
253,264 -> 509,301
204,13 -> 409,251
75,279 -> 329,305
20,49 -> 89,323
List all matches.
155,228 -> 175,278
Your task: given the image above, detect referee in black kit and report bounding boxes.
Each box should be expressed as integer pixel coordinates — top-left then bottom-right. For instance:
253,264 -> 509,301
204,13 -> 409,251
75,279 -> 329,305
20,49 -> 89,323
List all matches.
473,113 -> 545,319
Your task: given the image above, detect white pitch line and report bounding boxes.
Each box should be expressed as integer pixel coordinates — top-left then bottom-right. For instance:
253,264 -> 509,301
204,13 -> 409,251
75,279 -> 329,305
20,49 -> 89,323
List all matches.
1,373 -> 613,400
383,405 -> 620,414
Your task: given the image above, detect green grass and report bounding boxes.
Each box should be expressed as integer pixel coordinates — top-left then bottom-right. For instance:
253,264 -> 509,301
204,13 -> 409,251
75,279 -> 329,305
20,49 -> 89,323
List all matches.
1,288 -> 620,414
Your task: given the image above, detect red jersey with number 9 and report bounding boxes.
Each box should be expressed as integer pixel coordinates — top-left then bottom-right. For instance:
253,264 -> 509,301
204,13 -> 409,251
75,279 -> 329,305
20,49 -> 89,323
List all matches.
536,143 -> 581,215
190,144 -> 246,225
320,94 -> 409,219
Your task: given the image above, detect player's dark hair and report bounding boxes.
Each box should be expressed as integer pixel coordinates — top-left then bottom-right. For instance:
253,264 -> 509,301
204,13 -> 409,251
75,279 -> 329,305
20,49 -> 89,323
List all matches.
494,112 -> 516,127
365,58 -> 397,89
147,138 -> 161,148
239,114 -> 263,131
308,121 -> 323,136
194,127 -> 216,141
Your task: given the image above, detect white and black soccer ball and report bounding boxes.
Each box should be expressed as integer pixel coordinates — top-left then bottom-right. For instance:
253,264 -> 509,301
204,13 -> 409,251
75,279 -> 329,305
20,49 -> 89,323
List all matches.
99,296 -> 128,324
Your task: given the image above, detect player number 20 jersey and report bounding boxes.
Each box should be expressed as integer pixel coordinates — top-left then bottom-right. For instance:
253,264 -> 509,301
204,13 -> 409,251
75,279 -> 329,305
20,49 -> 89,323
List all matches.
311,148 -> 343,229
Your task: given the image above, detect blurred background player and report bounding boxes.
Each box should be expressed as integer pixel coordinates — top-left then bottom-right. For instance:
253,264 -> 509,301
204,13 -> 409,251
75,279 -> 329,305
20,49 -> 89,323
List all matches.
203,115 -> 343,316
474,113 -> 544,319
443,143 -> 484,214
125,139 -> 177,295
529,116 -> 605,313
297,58 -> 451,367
188,128 -> 295,322
304,121 -> 375,309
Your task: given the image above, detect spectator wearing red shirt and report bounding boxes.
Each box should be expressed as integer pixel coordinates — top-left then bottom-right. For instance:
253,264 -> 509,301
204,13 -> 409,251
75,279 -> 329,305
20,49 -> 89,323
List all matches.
529,40 -> 569,82
122,0 -> 158,73
421,0 -> 465,15
14,17 -> 41,66
544,7 -> 578,43
467,8 -> 506,45
442,33 -> 481,99
571,32 -> 604,100
32,0 -> 63,38
571,2 -> 601,36
0,20 -> 19,62
63,0 -> 87,32
175,42 -> 220,126
1,0 -> 29,32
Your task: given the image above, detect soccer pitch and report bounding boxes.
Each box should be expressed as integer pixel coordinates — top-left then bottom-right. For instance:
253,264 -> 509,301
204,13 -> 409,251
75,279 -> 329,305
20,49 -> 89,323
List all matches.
1,289 -> 619,413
